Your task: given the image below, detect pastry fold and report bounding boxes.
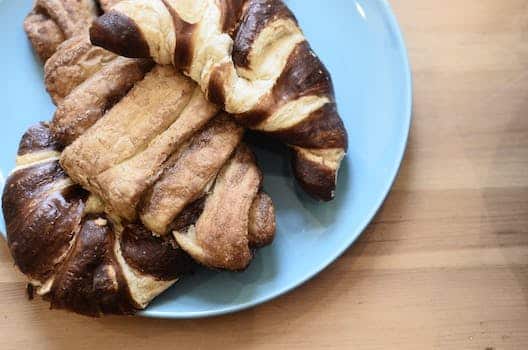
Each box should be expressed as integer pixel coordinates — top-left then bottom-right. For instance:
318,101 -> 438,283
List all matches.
58,64 -> 275,269
4,2 -> 277,317
51,54 -> 153,144
24,0 -> 99,61
2,124 -> 193,316
90,0 -> 348,200
174,144 -> 266,270
44,34 -> 120,104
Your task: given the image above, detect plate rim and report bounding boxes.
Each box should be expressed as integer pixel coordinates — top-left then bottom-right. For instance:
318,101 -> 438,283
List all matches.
140,0 -> 413,319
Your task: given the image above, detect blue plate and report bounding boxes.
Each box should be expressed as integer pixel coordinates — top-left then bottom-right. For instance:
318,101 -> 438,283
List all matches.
0,0 -> 412,318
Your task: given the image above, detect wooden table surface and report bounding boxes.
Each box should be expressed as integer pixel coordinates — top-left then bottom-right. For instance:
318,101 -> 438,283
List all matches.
1,1 -> 527,349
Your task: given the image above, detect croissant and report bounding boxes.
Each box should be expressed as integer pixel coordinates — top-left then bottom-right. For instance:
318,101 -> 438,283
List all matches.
3,122 -> 275,315
2,123 -> 194,316
90,0 -> 348,201
46,36 -> 276,269
5,3 -> 277,316
174,144 -> 275,269
24,0 -> 99,61
59,64 -> 276,269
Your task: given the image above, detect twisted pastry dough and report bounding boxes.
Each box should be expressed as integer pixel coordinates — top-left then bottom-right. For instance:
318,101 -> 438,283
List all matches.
44,35 -> 275,270
24,0 -> 99,61
3,123 -> 275,315
90,0 -> 348,200
5,3 -> 277,316
2,123 -> 193,316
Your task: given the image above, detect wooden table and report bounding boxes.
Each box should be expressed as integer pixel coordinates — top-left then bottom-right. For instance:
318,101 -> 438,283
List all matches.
1,1 -> 527,349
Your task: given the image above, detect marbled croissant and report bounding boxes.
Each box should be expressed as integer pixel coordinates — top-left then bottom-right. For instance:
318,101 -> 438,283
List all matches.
90,0 -> 349,200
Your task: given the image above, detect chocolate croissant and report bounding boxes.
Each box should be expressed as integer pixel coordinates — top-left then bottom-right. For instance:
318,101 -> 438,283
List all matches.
90,0 -> 348,201
2,123 -> 194,316
3,122 -> 275,315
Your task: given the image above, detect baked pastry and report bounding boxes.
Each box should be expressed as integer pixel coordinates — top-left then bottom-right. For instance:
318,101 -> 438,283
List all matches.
174,144 -> 275,270
2,123 -> 193,316
43,34 -> 122,104
6,3 -> 277,316
90,0 -> 348,201
60,65 -> 219,225
3,119 -> 275,314
41,31 -> 275,268
40,22 -> 276,269
24,1 -> 143,106
24,0 -> 99,61
58,64 -> 276,269
49,38 -> 153,143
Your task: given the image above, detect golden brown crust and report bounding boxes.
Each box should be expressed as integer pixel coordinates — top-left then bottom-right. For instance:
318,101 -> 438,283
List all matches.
24,11 -> 65,62
24,0 -> 99,62
2,124 -> 193,316
36,0 -> 98,38
60,66 -> 195,183
59,66 -> 203,222
51,57 -> 153,145
44,35 -> 119,104
95,84 -> 218,222
248,192 -> 276,247
174,144 -> 262,270
141,114 -> 244,235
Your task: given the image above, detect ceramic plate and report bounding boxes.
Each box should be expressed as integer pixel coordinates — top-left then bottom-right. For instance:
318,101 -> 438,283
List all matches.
0,0 -> 412,318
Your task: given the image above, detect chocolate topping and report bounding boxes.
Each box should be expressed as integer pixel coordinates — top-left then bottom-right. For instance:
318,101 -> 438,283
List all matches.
161,0 -> 196,73
90,10 -> 151,59
47,217 -> 137,316
232,0 -> 294,68
121,224 -> 194,281
18,122 -> 63,155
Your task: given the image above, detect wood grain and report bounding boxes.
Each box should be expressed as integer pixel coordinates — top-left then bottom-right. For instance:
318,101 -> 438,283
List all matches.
1,1 -> 527,349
